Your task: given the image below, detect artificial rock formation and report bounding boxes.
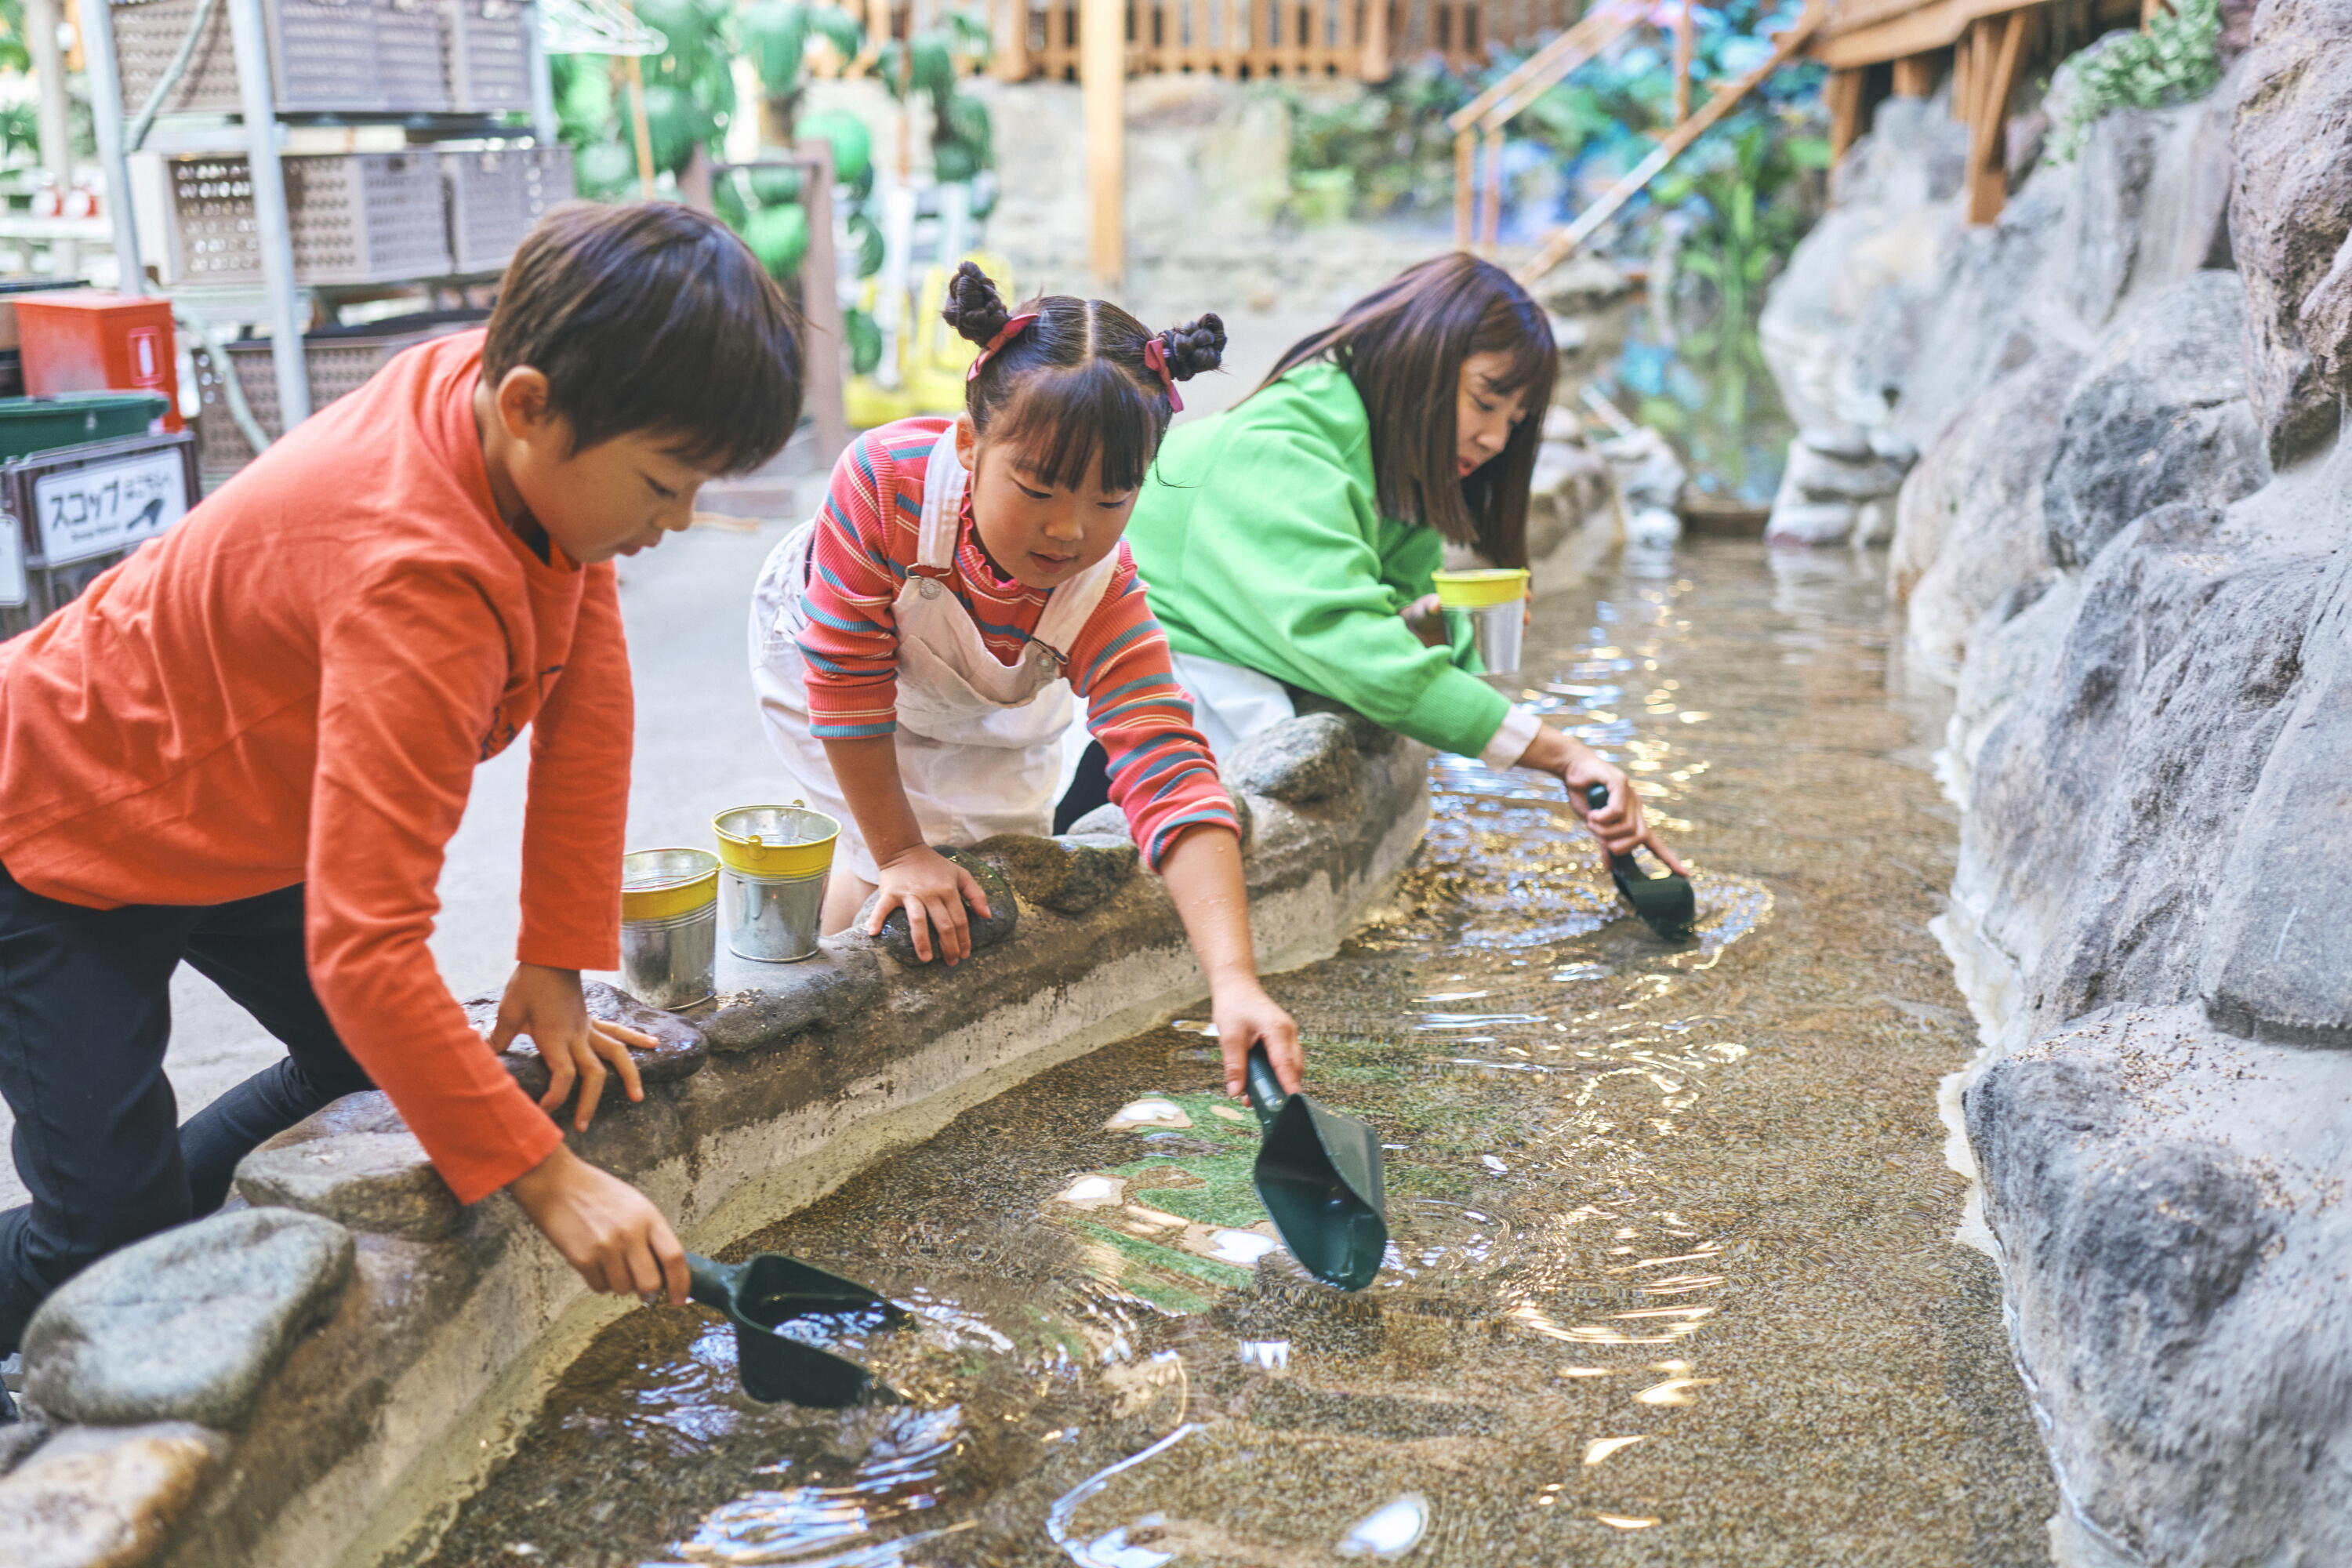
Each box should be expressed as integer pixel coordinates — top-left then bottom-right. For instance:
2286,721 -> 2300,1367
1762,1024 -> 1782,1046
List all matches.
1767,2 -> 2352,1559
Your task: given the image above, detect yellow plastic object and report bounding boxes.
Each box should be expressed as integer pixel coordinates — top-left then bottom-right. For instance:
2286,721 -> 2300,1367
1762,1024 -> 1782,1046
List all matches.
713,802 -> 841,877
621,848 -> 720,922
844,254 -> 1019,426
1432,568 -> 1531,609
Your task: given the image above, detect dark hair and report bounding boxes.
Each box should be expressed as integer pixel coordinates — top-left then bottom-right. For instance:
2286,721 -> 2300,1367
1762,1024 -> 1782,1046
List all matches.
1259,253 -> 1555,568
485,201 -> 801,477
942,261 -> 1223,493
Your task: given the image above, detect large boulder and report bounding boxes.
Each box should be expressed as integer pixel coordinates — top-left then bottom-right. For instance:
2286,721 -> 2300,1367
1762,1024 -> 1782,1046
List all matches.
234,1131 -> 459,1243
1890,347 -> 2085,682
0,1421 -> 229,1568
2229,0 -> 2352,462
2042,270 -> 2270,568
23,1209 -> 354,1430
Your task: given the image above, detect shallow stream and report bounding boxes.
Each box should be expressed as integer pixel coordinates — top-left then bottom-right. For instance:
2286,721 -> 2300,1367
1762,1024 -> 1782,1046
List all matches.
424,540 -> 2053,1567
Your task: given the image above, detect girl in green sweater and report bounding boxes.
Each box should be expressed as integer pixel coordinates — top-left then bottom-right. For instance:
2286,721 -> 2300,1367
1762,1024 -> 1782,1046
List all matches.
1067,253 -> 1684,874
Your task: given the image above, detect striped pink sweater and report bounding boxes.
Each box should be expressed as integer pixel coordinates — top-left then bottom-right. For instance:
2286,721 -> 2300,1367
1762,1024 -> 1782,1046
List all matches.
796,418 -> 1237,866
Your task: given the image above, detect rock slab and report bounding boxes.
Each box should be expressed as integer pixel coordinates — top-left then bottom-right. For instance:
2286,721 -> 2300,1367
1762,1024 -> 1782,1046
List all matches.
0,1421 -> 228,1568
968,832 -> 1138,916
22,1208 -> 354,1429
234,1130 -> 459,1243
463,979 -> 710,1102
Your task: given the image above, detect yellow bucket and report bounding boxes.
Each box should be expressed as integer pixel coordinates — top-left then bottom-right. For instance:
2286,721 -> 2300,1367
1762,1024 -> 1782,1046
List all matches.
1432,568 -> 1531,609
713,802 -> 841,878
620,848 -> 720,922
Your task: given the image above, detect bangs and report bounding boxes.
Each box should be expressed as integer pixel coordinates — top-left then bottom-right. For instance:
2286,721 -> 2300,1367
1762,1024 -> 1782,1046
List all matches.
985,358 -> 1165,494
1472,296 -> 1559,405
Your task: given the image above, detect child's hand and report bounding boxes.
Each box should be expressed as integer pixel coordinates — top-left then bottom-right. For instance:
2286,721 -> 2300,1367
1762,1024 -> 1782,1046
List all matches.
1562,752 -> 1691,877
1214,982 -> 1303,1099
1400,592 -> 1448,648
507,1143 -> 688,1305
869,844 -> 992,965
489,962 -> 655,1132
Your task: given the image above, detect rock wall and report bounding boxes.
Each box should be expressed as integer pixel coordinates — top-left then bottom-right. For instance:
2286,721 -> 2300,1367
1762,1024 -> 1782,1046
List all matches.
1765,2 -> 2352,1561
0,713 -> 1432,1568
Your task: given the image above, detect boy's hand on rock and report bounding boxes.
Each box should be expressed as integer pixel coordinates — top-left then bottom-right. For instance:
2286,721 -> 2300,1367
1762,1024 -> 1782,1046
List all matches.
870,844 -> 989,966
1214,984 -> 1303,1099
509,1143 -> 688,1305
491,962 -> 653,1132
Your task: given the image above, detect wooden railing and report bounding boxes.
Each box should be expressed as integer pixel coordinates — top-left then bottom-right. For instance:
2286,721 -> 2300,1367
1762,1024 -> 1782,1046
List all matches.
985,0 -> 1581,80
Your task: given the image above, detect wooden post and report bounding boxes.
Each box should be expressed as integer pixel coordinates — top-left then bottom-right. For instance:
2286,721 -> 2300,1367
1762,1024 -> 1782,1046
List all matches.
795,146 -> 851,459
617,0 -> 659,198
1479,123 -> 1504,252
1672,0 -> 1693,125
1891,52 -> 1935,96
1454,127 -> 1475,251
1965,9 -> 2027,225
1361,0 -> 1390,79
1826,66 -> 1864,162
995,0 -> 1033,78
24,0 -> 78,277
1082,0 -> 1124,283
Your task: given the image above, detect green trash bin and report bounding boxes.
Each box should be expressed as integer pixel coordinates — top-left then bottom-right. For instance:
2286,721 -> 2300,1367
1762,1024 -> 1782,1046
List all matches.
0,392 -> 168,463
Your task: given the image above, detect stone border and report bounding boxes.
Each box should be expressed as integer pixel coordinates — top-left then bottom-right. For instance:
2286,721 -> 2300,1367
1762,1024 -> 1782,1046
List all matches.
4,713 -> 1431,1568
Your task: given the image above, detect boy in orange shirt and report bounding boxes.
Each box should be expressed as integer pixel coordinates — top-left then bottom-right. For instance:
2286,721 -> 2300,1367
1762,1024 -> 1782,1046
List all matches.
0,202 -> 800,1370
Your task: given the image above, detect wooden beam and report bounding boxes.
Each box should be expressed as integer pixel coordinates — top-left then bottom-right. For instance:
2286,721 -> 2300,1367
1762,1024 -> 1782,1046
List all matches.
1826,67 -> 1866,161
993,0 -> 1032,80
793,147 -> 850,459
1808,0 -> 2038,71
1891,51 -> 1936,95
1082,0 -> 1124,282
1517,1 -> 1825,282
1361,0 -> 1392,80
1479,123 -> 1504,253
1454,128 -> 1475,251
1673,0 -> 1695,125
1446,0 -> 1642,134
1964,8 -> 2027,223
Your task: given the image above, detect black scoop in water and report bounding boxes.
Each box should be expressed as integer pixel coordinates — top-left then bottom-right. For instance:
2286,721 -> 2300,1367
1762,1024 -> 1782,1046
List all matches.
686,1251 -> 909,1406
1584,782 -> 1697,940
1243,1045 -> 1389,1291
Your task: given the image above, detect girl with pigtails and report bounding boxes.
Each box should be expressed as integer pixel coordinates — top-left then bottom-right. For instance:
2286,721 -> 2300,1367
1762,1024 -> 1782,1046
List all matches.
750,264 -> 1304,1096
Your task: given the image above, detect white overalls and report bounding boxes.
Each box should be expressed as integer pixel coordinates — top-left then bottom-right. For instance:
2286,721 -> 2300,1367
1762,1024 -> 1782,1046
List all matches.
750,426 -> 1120,884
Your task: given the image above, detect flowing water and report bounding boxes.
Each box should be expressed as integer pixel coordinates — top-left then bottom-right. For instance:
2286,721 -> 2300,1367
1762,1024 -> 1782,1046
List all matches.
423,540 -> 2054,1568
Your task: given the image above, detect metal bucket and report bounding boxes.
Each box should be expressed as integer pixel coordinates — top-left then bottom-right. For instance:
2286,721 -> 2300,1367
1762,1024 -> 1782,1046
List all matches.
1434,568 -> 1530,681
620,848 -> 720,1009
714,802 -> 840,963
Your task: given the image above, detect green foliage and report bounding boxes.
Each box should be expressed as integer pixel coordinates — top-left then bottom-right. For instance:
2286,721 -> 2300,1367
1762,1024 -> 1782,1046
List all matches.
712,167 -> 750,229
628,81 -> 713,176
739,0 -> 809,96
574,140 -> 640,199
797,107 -> 873,187
844,307 -> 884,375
747,162 -> 804,205
0,0 -> 30,76
846,209 -> 886,277
807,4 -> 865,60
744,201 -> 811,279
2047,0 -> 2221,162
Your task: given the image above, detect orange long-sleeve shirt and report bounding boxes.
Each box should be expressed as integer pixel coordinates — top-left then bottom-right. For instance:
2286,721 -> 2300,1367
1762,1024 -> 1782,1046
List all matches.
0,330 -> 628,1203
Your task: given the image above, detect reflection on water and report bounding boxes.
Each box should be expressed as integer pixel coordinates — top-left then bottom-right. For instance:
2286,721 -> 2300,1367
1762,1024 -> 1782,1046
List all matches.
424,543 -> 2054,1568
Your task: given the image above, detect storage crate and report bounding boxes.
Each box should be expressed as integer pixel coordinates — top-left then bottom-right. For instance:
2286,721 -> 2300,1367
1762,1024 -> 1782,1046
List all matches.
379,0 -> 455,112
169,152 -> 454,287
193,311 -> 485,477
0,391 -> 169,462
111,0 -> 423,116
445,0 -> 535,112
0,429 -> 198,637
442,145 -> 574,273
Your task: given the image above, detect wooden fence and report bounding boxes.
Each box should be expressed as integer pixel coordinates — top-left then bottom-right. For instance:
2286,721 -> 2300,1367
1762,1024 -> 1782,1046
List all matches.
983,0 -> 1584,80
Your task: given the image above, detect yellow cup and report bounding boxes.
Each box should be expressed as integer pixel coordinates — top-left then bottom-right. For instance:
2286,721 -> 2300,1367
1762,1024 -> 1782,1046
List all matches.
619,848 -> 720,922
713,802 -> 841,878
1432,568 -> 1532,609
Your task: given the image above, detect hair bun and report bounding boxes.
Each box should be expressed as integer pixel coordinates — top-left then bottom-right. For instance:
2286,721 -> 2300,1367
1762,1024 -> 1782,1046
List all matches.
1156,313 -> 1225,381
943,260 -> 1011,347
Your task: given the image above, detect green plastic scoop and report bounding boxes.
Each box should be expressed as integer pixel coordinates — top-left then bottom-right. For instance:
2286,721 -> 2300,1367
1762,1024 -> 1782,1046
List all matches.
1584,782 -> 1696,940
1243,1045 -> 1389,1291
686,1250 -> 909,1407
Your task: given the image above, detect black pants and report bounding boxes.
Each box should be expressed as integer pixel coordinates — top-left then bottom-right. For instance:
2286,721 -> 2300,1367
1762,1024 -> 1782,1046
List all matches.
0,861 -> 373,1355
1053,741 -> 1114,833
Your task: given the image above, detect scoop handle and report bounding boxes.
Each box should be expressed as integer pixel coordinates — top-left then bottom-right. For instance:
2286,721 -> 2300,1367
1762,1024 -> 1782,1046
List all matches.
1583,782 -> 1639,871
1243,1044 -> 1287,1127
686,1252 -> 740,1315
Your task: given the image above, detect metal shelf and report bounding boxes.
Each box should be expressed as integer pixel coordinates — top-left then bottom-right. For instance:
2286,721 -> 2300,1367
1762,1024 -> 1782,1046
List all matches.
78,0 -> 557,430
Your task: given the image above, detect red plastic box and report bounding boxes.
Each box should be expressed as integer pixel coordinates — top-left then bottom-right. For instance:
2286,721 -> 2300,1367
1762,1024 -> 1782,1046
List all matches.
16,292 -> 182,432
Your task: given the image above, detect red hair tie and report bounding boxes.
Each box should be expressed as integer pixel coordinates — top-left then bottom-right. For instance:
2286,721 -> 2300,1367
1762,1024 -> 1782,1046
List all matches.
1143,336 -> 1184,412
967,311 -> 1038,383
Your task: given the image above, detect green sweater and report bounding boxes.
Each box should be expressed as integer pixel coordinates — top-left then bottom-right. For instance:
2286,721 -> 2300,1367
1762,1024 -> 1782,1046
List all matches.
1127,361 -> 1511,758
